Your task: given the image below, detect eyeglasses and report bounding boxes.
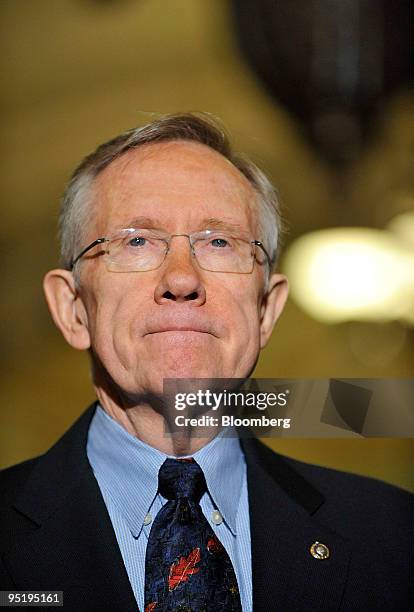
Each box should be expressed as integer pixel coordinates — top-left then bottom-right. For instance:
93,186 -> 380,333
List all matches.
70,228 -> 271,274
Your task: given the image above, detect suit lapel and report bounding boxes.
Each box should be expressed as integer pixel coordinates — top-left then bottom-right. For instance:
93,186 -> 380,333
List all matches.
3,405 -> 138,611
241,437 -> 351,612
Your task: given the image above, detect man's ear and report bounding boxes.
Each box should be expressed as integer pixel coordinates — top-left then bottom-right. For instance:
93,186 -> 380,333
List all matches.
43,269 -> 91,350
260,273 -> 289,348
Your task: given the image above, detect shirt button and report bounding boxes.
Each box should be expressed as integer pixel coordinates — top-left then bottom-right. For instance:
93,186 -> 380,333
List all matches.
143,512 -> 152,526
211,510 -> 223,525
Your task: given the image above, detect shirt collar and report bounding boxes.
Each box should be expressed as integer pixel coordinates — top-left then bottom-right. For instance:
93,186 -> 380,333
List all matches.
87,405 -> 244,537
191,428 -> 244,535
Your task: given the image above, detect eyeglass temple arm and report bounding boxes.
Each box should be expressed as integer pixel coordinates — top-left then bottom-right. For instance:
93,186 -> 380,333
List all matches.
253,240 -> 271,266
70,238 -> 107,270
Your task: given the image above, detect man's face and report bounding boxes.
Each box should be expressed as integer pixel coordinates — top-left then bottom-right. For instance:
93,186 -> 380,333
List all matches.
68,141 -> 283,399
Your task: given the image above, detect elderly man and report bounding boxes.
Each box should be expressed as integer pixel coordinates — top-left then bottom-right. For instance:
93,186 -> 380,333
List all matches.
0,114 -> 412,611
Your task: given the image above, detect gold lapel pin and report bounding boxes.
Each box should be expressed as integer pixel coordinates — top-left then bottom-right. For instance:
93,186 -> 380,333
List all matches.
310,541 -> 330,560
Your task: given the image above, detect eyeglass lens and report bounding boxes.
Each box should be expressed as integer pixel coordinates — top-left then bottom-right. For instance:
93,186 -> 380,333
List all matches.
105,229 -> 255,273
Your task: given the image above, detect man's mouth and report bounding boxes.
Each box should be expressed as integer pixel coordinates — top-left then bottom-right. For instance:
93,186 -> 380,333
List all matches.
144,318 -> 218,337
147,327 -> 210,334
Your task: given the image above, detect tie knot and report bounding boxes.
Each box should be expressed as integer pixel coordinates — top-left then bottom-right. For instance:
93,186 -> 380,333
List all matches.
158,458 -> 207,502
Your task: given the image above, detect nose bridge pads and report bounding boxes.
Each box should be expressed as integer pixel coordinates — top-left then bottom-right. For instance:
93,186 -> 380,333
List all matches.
166,235 -> 197,265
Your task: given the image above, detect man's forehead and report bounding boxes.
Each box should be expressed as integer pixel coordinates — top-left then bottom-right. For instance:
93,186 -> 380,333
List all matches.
90,140 -> 259,233
94,140 -> 254,191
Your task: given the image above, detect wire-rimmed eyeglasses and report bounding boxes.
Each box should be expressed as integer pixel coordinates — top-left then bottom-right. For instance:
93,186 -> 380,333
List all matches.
70,228 -> 271,274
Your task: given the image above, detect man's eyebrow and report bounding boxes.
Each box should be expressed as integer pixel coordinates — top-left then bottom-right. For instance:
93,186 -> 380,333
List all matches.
120,217 -> 164,229
197,218 -> 246,233
116,216 -> 250,235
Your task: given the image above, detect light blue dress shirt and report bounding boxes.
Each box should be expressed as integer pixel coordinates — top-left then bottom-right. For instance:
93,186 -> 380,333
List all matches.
87,406 -> 252,612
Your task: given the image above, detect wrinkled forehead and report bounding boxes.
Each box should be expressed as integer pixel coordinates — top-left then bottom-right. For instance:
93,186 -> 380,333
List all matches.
88,141 -> 260,237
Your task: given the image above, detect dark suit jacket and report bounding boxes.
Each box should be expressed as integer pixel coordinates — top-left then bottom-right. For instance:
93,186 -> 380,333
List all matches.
1,404 -> 413,611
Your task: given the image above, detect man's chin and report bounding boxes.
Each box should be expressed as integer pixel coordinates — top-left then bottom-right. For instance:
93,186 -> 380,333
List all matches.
155,364 -> 222,386
135,360 -> 225,399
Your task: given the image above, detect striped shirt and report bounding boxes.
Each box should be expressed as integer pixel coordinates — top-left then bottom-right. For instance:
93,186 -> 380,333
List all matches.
87,405 -> 252,611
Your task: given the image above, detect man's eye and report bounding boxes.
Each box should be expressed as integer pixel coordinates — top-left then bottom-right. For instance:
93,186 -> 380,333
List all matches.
128,236 -> 147,247
211,238 -> 229,248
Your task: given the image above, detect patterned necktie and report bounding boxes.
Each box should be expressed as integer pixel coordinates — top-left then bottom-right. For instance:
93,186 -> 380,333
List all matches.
144,458 -> 242,612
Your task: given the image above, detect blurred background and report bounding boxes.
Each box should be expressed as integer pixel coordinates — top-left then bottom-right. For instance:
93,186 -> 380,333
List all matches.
1,0 -> 413,490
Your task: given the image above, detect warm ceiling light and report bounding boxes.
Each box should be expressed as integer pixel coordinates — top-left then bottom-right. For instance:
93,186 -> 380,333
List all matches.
386,210 -> 414,250
282,228 -> 414,323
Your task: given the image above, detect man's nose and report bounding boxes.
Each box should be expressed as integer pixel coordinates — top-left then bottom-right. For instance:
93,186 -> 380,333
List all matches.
154,236 -> 206,305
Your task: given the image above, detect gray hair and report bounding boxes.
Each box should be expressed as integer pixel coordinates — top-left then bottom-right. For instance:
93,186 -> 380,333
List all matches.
59,113 -> 284,277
